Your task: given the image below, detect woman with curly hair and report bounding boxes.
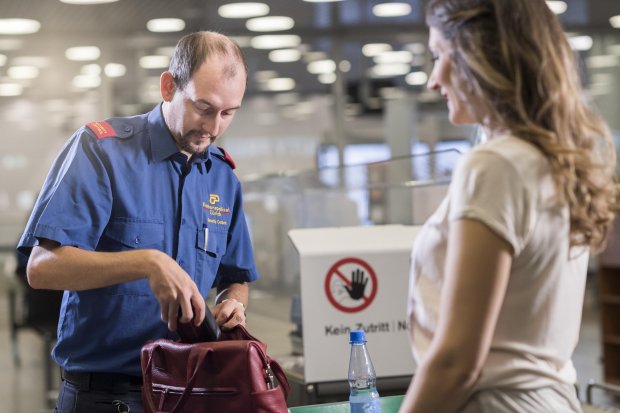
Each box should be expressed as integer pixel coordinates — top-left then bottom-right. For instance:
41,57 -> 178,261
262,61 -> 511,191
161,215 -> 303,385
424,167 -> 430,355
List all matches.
401,0 -> 617,412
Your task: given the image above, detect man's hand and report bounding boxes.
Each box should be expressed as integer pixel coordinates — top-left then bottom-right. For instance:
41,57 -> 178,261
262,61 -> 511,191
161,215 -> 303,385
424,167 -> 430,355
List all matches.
213,298 -> 246,330
145,250 -> 205,332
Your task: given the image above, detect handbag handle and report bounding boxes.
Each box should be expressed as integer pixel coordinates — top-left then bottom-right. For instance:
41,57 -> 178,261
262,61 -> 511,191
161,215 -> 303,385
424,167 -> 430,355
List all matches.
143,344 -> 213,413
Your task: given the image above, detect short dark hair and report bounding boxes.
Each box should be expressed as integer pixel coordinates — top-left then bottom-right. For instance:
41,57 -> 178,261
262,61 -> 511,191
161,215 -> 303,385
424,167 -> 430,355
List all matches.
168,31 -> 248,90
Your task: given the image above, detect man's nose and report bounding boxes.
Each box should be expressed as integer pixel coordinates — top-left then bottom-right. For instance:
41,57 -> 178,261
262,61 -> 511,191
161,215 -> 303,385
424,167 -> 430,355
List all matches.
202,114 -> 221,137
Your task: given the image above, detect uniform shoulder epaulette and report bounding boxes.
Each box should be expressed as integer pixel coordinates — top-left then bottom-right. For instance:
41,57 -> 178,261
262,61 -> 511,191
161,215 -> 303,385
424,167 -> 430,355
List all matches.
85,120 -> 134,140
213,146 -> 236,169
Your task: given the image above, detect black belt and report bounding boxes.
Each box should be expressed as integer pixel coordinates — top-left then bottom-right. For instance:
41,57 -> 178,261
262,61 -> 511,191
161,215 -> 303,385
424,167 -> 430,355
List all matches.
61,369 -> 143,392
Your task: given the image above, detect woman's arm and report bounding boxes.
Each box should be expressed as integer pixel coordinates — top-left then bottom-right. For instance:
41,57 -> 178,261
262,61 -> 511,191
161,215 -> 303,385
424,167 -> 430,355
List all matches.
399,218 -> 513,413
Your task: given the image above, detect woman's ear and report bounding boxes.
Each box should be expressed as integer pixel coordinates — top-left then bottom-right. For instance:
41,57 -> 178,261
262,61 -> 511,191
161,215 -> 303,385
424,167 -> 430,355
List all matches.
160,71 -> 176,102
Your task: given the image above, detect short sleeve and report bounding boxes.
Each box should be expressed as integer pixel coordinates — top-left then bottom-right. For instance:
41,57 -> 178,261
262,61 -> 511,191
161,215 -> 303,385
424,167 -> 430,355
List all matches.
214,180 -> 259,285
17,129 -> 112,255
448,149 -> 533,256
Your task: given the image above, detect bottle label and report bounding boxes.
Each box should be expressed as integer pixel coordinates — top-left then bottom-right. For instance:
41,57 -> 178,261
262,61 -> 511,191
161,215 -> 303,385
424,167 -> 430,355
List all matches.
350,399 -> 381,413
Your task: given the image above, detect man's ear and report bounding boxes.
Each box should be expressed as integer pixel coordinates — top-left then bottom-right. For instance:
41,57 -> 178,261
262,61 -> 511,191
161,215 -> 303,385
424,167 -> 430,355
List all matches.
160,71 -> 176,102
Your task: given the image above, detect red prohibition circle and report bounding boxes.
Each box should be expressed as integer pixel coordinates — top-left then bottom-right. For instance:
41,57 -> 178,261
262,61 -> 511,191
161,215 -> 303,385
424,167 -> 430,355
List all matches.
324,257 -> 378,313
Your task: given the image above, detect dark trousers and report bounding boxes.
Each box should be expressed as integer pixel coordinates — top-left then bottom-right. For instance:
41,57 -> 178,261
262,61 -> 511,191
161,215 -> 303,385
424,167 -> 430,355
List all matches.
55,371 -> 144,413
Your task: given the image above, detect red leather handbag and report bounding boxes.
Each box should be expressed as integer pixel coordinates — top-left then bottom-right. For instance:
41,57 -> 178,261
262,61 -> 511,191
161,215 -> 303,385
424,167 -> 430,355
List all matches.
141,325 -> 290,413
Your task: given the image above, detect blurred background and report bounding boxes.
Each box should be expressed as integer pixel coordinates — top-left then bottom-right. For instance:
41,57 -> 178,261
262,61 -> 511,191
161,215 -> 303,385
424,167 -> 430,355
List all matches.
0,0 -> 620,411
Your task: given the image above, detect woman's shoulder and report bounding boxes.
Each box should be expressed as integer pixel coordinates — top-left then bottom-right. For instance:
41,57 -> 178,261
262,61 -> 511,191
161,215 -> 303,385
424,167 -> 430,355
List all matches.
465,134 -> 548,177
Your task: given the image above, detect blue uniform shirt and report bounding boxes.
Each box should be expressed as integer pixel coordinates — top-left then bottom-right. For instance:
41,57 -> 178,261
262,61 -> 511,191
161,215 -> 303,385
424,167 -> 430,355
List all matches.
18,104 -> 259,375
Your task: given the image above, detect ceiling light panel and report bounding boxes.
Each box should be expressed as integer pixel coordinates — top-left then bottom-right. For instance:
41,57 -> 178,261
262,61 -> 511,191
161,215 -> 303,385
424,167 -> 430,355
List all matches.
269,49 -> 301,63
266,77 -> 295,91
303,0 -> 344,2
611,15 -> 620,29
147,18 -> 185,33
60,0 -> 119,3
0,83 -> 23,96
372,3 -> 412,18
104,63 -> 126,78
373,50 -> 413,64
8,66 -> 40,80
307,59 -> 336,74
251,35 -> 301,49
546,1 -> 567,14
246,16 -> 295,32
405,71 -> 428,86
65,46 -> 101,61
0,19 -> 41,35
218,2 -> 269,19
11,56 -> 50,67
362,43 -> 392,57
139,55 -> 170,69
370,63 -> 411,78
568,35 -> 593,51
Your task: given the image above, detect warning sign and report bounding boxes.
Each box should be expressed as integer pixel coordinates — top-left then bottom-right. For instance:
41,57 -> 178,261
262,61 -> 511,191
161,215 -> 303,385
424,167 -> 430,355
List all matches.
324,257 -> 378,313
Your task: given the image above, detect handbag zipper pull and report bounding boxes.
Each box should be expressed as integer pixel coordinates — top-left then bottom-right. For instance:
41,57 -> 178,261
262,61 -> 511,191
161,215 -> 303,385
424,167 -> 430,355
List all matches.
265,364 -> 276,389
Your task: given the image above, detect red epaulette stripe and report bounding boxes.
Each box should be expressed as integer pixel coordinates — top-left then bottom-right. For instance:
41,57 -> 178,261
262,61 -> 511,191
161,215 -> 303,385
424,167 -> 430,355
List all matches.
218,146 -> 236,169
86,121 -> 116,139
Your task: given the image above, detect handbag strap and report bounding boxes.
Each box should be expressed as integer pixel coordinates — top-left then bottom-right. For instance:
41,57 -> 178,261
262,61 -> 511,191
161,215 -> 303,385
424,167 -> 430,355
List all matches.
142,344 -> 213,413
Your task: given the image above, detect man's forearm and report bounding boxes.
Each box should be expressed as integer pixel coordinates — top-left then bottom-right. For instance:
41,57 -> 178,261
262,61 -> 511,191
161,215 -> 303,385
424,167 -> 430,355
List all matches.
216,282 -> 249,308
27,240 -> 158,291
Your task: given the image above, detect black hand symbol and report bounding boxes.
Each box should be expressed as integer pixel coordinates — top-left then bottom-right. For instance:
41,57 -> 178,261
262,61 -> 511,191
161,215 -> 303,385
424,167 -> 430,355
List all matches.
344,268 -> 368,300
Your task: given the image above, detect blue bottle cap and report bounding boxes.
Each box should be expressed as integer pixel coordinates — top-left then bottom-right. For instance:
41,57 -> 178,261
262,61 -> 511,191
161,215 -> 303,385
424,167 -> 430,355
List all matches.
350,330 -> 366,343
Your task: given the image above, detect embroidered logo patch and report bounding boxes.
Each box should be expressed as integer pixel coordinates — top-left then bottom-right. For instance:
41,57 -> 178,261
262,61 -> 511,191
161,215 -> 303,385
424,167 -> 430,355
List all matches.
203,194 -> 231,226
86,121 -> 116,139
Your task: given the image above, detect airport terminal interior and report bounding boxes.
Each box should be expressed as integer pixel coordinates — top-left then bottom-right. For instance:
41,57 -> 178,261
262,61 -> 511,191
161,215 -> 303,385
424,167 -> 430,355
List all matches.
1,0 -> 620,411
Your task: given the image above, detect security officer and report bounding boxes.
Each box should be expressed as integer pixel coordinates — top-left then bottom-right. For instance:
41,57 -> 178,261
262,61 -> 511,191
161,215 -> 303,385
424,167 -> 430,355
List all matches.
18,31 -> 258,413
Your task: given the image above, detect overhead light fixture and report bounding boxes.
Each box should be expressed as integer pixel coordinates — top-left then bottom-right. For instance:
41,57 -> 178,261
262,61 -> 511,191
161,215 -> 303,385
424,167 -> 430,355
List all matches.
611,15 -> 620,29
303,0 -> 344,2
65,46 -> 101,61
318,73 -> 336,84
405,42 -> 426,55
303,51 -> 328,63
59,0 -> 119,4
307,59 -> 336,74
362,43 -> 392,57
0,83 -> 23,96
72,74 -> 102,89
369,63 -> 411,78
147,18 -> 185,33
139,55 -> 170,69
251,35 -> 301,49
81,64 -> 101,75
546,1 -> 567,14
8,65 -> 40,80
374,50 -> 413,64
246,16 -> 295,32
567,35 -> 593,51
0,18 -> 41,35
11,56 -> 50,67
254,70 -> 278,82
339,60 -> 351,72
372,3 -> 412,18
586,55 -> 618,69
269,49 -> 301,63
266,77 -> 295,91
230,36 -> 252,48
218,2 -> 269,19
104,63 -> 126,77
405,71 -> 428,86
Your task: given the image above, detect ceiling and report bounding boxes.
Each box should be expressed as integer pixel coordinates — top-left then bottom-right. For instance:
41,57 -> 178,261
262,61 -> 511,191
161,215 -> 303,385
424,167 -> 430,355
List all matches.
0,0 -> 619,112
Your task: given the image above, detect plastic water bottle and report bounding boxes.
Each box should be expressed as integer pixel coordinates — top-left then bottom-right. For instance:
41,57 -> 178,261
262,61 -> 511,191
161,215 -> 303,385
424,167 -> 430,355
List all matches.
348,330 -> 381,413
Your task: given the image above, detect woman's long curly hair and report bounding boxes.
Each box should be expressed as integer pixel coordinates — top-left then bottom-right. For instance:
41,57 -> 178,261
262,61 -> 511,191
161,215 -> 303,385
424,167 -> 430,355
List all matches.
426,0 -> 618,252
